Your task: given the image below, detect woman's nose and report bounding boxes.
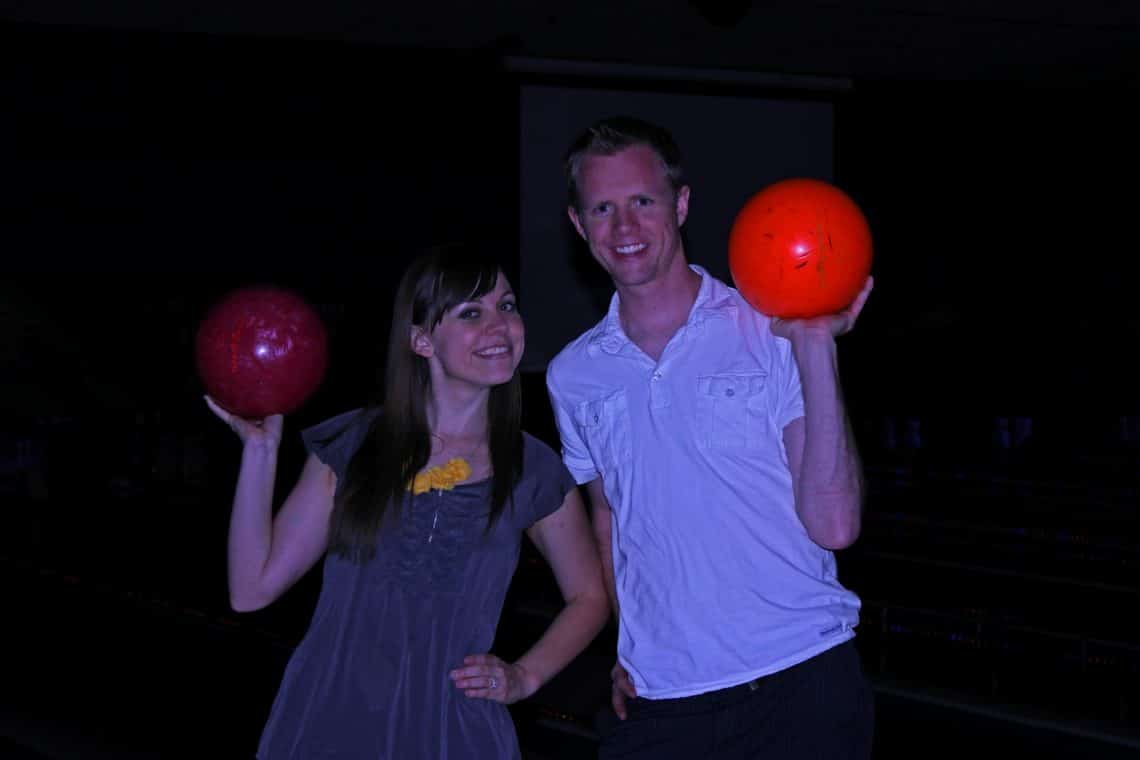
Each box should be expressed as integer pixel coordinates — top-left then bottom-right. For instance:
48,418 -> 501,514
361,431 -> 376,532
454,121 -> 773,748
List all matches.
485,310 -> 509,333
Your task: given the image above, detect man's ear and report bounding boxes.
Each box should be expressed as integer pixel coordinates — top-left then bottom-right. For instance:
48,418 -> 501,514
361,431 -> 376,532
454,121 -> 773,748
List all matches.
568,206 -> 588,241
410,326 -> 434,358
675,185 -> 691,227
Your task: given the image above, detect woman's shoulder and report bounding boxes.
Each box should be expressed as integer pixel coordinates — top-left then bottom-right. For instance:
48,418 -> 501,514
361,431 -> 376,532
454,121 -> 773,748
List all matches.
520,431 -> 569,475
514,431 -> 575,523
302,407 -> 380,443
300,407 -> 382,472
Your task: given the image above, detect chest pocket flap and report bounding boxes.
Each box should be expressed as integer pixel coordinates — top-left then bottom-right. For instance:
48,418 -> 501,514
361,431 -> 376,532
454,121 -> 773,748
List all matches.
696,372 -> 769,450
573,390 -> 632,474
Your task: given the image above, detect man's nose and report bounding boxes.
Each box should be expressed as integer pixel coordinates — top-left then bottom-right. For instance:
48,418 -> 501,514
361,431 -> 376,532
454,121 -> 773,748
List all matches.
614,206 -> 637,232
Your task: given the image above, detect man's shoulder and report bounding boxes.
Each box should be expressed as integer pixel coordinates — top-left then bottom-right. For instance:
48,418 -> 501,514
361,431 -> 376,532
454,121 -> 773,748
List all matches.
697,270 -> 750,316
547,320 -> 606,376
697,272 -> 778,337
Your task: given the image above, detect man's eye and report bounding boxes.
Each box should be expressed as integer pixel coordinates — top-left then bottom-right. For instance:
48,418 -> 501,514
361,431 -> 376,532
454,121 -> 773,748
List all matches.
635,197 -> 654,207
592,203 -> 612,216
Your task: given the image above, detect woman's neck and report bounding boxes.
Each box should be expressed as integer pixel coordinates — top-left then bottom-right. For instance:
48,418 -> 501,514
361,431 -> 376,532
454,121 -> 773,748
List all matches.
424,391 -> 491,476
426,393 -> 489,442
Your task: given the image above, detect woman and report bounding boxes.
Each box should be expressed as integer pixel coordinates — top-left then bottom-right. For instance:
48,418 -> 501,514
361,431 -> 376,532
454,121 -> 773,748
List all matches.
207,245 -> 609,758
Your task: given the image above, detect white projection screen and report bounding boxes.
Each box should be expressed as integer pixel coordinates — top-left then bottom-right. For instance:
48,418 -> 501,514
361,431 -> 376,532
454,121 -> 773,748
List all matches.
518,78 -> 839,372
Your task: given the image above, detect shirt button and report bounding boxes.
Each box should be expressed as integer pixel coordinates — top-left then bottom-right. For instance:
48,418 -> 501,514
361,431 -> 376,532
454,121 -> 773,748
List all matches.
652,372 -> 662,381
726,388 -> 735,397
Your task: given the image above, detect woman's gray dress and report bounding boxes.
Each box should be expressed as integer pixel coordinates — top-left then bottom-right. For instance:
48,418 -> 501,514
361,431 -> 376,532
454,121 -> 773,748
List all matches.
256,409 -> 575,759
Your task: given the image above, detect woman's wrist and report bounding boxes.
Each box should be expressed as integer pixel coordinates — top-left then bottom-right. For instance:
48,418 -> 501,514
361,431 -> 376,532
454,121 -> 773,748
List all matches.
511,660 -> 542,700
241,437 -> 280,461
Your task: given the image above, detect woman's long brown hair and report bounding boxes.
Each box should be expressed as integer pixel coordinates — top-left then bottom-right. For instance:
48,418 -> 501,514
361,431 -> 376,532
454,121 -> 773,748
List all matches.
328,244 -> 523,561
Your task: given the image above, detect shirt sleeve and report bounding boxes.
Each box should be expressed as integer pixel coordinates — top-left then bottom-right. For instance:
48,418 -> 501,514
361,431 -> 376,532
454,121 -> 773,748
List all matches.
545,364 -> 600,485
519,434 -> 580,527
299,407 -> 380,483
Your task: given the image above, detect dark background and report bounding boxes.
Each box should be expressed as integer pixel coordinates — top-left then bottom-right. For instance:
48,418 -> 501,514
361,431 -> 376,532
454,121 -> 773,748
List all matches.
3,2 -> 1140,758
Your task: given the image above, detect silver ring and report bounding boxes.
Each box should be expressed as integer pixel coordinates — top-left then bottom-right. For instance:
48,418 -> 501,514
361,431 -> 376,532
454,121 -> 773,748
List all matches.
489,676 -> 498,690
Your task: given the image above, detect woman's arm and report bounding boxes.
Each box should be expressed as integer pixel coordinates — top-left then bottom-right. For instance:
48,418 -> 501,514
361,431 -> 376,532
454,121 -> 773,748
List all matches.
208,398 -> 337,612
450,487 -> 609,702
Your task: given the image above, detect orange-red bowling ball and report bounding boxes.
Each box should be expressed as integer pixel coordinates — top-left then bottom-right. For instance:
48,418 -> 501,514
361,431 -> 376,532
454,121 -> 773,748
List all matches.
195,286 -> 328,419
728,178 -> 872,319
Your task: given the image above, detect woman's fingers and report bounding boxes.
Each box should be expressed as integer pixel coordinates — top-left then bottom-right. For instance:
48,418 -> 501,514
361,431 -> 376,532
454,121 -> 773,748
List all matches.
450,654 -> 515,702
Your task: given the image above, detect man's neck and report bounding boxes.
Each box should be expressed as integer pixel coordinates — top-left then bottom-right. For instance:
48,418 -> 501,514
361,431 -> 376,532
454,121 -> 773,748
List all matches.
617,265 -> 703,361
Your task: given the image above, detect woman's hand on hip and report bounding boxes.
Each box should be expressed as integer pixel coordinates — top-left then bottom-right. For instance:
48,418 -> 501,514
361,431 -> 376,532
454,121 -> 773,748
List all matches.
450,653 -> 538,705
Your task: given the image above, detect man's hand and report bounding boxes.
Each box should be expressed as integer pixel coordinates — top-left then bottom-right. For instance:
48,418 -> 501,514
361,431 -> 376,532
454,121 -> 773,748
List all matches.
770,275 -> 873,341
611,661 -> 638,720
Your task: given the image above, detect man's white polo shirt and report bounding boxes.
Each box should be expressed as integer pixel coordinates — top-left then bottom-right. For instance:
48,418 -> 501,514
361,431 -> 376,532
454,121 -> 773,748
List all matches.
546,266 -> 860,699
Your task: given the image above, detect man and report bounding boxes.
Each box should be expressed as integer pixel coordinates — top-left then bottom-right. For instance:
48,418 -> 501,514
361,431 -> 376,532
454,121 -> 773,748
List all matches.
545,116 -> 875,759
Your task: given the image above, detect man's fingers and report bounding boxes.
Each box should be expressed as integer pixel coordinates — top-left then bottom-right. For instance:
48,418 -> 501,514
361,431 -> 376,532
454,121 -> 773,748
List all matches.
612,688 -> 628,720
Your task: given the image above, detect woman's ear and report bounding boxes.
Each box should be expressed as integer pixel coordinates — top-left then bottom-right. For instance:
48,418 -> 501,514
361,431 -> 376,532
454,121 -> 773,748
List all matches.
410,326 -> 434,358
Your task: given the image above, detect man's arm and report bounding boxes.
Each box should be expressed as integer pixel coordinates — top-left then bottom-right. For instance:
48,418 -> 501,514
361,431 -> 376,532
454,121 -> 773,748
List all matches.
781,341 -> 864,550
776,277 -> 873,551
583,477 -> 637,718
545,368 -> 636,715
585,478 -> 619,617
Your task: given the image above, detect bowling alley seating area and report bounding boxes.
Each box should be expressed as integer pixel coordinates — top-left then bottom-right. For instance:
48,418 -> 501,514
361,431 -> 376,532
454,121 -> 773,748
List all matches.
3,364 -> 1140,759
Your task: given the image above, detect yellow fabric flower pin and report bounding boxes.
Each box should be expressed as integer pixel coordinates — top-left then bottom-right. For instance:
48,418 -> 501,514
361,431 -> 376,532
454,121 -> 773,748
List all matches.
409,458 -> 472,495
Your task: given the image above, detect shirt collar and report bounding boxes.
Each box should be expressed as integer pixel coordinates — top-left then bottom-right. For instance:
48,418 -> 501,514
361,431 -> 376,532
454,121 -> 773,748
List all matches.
588,265 -> 737,355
